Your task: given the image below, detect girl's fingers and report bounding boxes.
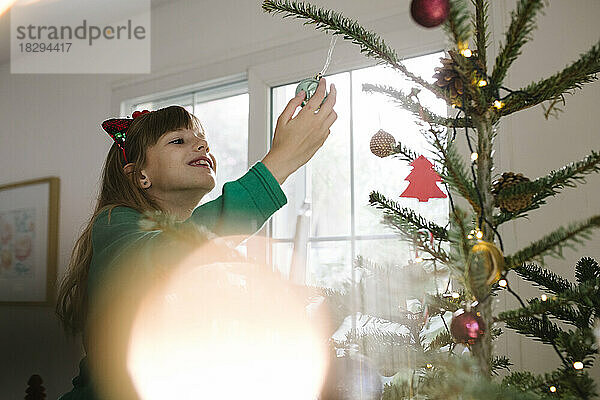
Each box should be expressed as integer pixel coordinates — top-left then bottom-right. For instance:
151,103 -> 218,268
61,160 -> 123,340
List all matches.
302,78 -> 327,112
316,83 -> 336,117
278,90 -> 306,124
320,110 -> 338,132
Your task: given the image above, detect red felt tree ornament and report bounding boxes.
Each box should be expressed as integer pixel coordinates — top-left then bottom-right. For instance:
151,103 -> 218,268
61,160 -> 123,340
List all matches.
400,155 -> 447,202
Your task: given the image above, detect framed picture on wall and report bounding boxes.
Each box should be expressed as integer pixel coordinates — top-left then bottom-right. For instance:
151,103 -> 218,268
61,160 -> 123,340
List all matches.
0,177 -> 59,306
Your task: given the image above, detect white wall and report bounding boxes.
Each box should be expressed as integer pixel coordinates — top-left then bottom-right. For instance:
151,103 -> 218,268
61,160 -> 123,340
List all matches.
0,0 -> 598,397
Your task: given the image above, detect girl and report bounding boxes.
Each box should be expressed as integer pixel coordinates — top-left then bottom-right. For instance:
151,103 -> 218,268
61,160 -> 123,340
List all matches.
56,78 -> 337,399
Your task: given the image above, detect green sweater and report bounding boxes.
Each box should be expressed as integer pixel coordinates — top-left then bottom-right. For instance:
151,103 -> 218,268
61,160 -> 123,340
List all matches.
58,161 -> 287,400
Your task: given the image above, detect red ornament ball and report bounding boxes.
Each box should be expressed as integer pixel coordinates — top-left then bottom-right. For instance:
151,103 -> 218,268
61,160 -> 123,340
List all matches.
450,309 -> 486,345
410,0 -> 450,28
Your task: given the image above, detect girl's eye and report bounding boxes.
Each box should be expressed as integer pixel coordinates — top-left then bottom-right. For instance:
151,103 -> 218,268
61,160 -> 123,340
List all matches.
170,138 -> 183,144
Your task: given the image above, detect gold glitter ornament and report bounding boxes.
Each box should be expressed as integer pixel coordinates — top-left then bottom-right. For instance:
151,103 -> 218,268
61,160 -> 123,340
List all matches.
468,241 -> 505,288
492,172 -> 534,213
370,129 -> 396,158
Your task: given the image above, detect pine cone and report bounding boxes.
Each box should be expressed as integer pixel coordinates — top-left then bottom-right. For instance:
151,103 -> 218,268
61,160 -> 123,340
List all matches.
492,172 -> 533,213
433,55 -> 464,99
433,50 -> 485,100
370,129 -> 396,158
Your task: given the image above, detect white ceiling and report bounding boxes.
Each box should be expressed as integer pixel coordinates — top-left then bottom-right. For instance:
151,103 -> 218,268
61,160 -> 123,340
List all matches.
0,0 -> 179,66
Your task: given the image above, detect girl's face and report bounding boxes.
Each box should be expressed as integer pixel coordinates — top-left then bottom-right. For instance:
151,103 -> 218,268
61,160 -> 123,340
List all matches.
141,128 -> 217,197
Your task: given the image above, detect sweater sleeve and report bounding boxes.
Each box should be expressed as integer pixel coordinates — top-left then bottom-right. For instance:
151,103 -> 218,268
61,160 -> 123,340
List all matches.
188,160 -> 288,237
89,161 -> 287,290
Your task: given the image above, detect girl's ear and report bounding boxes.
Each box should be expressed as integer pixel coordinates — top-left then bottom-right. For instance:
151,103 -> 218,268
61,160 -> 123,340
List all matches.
123,163 -> 135,175
123,163 -> 152,189
138,169 -> 152,189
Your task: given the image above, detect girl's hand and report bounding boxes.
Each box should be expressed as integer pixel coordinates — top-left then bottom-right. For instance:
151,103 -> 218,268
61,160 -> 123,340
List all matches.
262,77 -> 337,184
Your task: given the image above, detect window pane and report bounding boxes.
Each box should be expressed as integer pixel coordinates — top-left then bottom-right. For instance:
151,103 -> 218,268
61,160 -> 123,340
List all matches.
355,238 -> 410,268
307,240 -> 352,291
272,241 -> 294,280
133,93 -> 194,114
353,52 -> 449,236
194,93 -> 249,204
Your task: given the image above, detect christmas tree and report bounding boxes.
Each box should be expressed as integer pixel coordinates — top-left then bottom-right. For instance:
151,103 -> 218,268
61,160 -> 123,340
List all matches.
262,0 -> 600,398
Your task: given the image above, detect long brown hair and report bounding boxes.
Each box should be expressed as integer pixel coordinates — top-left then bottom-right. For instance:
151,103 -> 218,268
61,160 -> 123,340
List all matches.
55,105 -> 204,336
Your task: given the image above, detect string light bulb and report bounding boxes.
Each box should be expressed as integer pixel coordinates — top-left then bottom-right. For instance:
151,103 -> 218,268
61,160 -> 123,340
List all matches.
451,292 -> 460,299
471,152 -> 479,161
426,363 -> 433,369
478,80 -> 488,87
498,279 -> 508,287
549,386 -> 557,393
541,294 -> 548,301
475,230 -> 484,240
461,48 -> 472,58
493,100 -> 505,109
573,361 -> 584,370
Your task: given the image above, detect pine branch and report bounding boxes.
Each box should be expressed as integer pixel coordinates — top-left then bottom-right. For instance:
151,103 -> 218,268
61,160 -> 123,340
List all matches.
417,355 -> 540,400
425,293 -> 464,315
390,141 -> 421,164
432,140 -> 481,214
494,150 -> 600,225
444,207 -> 480,285
491,0 -> 547,86
512,262 -> 573,295
498,297 -> 584,328
575,256 -> 600,285
369,191 -> 449,241
472,0 -> 490,73
503,370 -> 596,400
556,328 -> 598,366
362,83 -> 472,128
261,0 -> 447,99
492,356 -> 512,375
505,216 -> 600,269
499,40 -> 600,118
502,314 -> 561,346
442,0 -> 471,47
426,331 -> 454,351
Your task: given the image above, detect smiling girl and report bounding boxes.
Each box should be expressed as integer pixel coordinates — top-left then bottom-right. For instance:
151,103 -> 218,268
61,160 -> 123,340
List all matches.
56,78 -> 337,399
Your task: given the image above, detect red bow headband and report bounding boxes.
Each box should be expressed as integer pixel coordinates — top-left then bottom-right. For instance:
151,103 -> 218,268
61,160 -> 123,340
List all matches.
101,110 -> 151,163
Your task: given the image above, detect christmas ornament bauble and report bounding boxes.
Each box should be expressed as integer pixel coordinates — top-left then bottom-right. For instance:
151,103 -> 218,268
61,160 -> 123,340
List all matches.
450,309 -> 486,345
410,0 -> 450,28
492,172 -> 533,213
468,240 -> 505,287
369,129 -> 396,158
295,77 -> 329,108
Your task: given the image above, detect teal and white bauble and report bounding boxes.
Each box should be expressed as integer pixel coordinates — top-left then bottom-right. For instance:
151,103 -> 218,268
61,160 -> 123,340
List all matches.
295,75 -> 329,108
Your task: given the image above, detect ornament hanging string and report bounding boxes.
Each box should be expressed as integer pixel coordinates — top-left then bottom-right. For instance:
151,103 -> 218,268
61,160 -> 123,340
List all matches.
316,35 -> 338,79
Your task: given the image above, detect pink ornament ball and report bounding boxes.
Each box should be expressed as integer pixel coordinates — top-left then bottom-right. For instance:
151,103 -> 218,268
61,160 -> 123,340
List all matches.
450,309 -> 486,345
410,0 -> 450,28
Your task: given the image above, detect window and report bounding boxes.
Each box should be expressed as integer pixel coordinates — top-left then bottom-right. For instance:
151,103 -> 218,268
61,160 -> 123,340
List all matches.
124,80 -> 249,205
269,51 -> 449,290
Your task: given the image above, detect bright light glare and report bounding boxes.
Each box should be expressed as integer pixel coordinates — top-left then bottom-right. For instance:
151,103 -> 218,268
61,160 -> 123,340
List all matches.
0,0 -> 17,17
126,237 -> 330,400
